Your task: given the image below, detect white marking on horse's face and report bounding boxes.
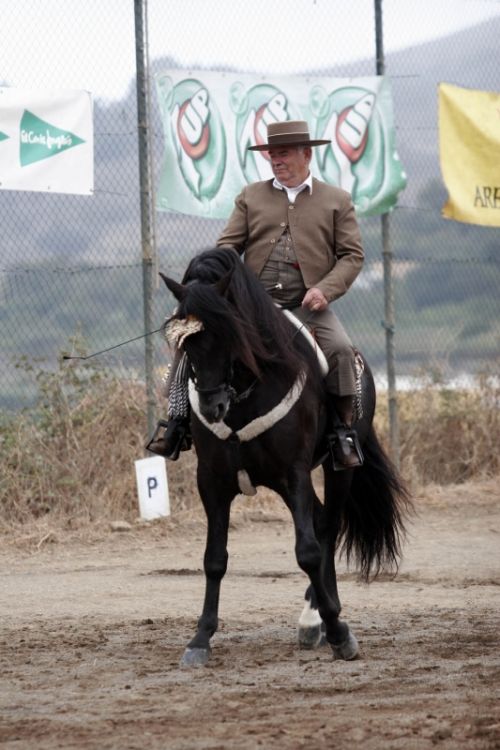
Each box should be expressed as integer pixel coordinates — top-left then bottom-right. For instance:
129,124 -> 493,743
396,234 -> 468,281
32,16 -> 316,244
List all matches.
298,599 -> 322,628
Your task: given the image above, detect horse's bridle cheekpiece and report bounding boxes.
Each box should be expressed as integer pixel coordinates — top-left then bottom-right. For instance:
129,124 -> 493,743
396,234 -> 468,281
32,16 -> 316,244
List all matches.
248,120 -> 331,151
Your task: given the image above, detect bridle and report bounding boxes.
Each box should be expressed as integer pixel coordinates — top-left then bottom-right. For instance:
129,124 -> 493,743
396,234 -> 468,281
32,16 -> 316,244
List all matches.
170,304 -> 315,409
188,360 -> 257,404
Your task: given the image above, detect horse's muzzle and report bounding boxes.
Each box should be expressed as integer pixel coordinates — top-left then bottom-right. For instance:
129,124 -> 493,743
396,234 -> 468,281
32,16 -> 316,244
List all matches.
198,390 -> 231,423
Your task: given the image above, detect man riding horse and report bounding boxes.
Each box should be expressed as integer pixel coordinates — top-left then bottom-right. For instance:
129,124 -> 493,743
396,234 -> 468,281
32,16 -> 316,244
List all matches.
148,120 -> 365,470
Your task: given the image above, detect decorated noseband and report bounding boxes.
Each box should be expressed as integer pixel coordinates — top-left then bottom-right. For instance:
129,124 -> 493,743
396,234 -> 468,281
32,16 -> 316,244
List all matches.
164,315 -> 204,349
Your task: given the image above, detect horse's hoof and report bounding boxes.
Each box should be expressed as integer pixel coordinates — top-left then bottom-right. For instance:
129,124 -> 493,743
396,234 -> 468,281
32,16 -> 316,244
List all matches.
298,624 -> 327,650
331,631 -> 359,661
180,647 -> 211,667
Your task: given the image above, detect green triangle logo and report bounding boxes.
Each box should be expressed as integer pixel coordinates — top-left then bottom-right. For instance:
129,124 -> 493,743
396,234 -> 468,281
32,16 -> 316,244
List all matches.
20,110 -> 85,166
0,131 -> 8,142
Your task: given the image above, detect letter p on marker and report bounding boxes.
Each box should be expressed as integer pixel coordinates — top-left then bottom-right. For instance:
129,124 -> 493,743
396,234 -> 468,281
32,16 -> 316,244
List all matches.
147,476 -> 158,498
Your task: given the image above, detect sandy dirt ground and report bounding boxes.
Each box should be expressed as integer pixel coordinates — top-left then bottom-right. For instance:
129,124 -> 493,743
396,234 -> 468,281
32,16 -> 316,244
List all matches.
0,478 -> 499,750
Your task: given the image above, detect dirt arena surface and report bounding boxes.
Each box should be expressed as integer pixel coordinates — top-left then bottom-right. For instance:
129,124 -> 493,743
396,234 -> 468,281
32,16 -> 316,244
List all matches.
1,478 -> 499,750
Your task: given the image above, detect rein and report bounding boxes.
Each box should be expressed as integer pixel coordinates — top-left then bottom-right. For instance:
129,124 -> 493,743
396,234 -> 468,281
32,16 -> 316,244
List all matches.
230,380 -> 257,404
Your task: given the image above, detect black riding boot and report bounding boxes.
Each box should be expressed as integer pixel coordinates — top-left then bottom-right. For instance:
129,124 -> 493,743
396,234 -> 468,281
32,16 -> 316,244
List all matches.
326,394 -> 363,471
146,415 -> 192,460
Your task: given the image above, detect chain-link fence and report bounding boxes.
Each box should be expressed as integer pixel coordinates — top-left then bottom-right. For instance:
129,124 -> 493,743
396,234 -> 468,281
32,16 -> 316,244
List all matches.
2,0 -> 499,417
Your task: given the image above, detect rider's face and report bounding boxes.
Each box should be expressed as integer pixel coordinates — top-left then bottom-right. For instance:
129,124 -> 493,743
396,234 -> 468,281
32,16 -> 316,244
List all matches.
268,146 -> 312,188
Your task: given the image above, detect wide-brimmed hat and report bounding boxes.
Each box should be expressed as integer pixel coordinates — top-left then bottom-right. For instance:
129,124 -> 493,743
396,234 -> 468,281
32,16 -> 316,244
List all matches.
248,120 -> 331,151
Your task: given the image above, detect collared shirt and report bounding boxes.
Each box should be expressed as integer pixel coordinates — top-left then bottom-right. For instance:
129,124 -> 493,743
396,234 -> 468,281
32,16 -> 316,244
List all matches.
272,172 -> 313,204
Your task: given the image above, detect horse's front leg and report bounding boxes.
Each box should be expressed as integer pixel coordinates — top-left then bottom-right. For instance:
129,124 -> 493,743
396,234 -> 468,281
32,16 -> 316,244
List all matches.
298,493 -> 328,649
181,468 -> 234,667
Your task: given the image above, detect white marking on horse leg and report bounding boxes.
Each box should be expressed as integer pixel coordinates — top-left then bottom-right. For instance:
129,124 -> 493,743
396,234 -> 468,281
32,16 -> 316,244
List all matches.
298,599 -> 322,628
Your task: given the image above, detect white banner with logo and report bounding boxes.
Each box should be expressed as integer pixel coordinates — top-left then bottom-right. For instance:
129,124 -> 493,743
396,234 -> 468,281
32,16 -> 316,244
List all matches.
0,88 -> 93,195
155,71 -> 406,219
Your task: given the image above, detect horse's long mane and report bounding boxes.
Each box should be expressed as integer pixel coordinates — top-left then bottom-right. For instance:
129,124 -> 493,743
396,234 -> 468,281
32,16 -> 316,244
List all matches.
177,247 -> 315,386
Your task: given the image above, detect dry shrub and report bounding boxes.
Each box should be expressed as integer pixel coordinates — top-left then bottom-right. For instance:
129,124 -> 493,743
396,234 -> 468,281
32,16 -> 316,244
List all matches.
0,355 -> 199,534
374,367 -> 500,488
1,355 -> 498,534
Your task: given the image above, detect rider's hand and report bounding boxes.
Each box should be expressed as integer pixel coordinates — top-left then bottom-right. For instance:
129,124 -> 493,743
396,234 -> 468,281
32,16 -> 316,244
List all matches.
302,287 -> 328,312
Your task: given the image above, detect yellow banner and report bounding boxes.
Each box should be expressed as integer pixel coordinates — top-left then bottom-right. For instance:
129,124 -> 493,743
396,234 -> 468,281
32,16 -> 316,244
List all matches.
439,83 -> 500,227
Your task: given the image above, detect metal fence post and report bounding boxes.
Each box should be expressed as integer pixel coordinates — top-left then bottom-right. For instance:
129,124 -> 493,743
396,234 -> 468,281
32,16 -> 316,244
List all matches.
134,0 -> 157,442
374,0 -> 400,467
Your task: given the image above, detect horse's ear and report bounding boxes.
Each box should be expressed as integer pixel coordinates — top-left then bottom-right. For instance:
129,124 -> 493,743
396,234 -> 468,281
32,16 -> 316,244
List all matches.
159,272 -> 186,301
214,268 -> 234,297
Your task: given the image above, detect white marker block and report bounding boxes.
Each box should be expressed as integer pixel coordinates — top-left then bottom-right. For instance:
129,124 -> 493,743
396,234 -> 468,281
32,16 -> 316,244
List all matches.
134,456 -> 170,520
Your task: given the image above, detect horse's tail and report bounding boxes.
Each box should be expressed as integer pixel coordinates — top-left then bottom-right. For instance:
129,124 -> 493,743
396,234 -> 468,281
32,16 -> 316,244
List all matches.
338,426 -> 412,581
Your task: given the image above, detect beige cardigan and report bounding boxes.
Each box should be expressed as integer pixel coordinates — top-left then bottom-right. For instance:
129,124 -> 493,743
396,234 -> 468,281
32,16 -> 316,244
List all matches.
217,178 -> 364,303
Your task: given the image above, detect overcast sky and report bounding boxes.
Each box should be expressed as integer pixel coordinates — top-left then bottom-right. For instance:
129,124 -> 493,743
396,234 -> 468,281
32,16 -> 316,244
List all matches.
1,0 -> 499,100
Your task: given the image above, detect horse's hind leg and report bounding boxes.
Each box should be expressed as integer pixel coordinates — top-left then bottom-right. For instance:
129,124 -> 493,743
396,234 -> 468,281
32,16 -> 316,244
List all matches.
299,552 -> 358,660
323,466 -> 359,660
181,470 -> 234,667
295,470 -> 359,660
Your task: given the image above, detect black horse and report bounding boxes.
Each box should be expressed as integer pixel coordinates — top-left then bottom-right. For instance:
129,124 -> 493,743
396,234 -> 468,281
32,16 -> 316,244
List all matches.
161,247 -> 409,667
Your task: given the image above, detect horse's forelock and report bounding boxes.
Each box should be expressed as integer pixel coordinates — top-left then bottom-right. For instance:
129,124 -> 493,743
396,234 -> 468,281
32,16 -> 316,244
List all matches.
182,247 -> 239,286
176,281 -> 257,367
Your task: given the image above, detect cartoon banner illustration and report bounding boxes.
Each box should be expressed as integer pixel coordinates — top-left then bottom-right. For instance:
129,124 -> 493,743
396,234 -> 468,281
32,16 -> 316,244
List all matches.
0,88 -> 93,195
439,83 -> 500,227
155,71 -> 406,219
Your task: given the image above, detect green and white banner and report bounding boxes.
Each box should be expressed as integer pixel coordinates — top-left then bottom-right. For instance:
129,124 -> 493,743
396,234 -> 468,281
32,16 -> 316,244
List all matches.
155,71 -> 406,219
0,88 -> 93,195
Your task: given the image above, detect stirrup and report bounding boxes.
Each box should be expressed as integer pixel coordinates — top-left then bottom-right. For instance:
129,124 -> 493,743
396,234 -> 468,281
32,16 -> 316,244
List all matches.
327,425 -> 364,472
146,417 -> 191,461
